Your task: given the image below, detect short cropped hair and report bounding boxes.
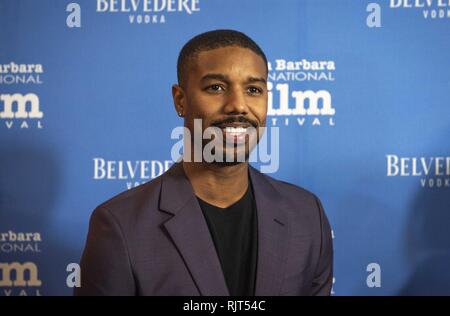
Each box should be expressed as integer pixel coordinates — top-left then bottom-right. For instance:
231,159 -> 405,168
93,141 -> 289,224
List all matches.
177,29 -> 268,87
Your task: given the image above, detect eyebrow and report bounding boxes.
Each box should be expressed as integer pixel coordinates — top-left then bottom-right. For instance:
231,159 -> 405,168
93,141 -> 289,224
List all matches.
200,73 -> 267,85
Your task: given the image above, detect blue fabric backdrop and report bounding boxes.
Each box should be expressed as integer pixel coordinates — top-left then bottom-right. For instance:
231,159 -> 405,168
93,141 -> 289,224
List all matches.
1,0 -> 449,295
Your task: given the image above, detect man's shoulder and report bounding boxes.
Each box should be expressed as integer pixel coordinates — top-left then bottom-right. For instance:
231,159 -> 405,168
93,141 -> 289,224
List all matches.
255,170 -> 330,238
257,170 -> 320,206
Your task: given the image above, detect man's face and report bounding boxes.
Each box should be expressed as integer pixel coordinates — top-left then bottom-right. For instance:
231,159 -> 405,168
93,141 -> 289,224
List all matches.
173,46 -> 268,163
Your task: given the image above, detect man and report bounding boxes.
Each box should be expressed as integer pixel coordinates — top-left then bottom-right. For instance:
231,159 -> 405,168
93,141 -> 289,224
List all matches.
75,30 -> 333,296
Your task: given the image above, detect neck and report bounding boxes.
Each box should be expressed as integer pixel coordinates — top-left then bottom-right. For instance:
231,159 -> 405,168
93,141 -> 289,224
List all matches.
182,161 -> 249,208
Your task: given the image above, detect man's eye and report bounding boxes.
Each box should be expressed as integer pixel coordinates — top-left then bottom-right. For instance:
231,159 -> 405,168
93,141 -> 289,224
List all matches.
248,86 -> 262,94
207,84 -> 224,92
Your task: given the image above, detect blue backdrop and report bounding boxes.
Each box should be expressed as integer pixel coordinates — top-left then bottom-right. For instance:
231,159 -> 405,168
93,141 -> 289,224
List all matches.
1,0 -> 449,296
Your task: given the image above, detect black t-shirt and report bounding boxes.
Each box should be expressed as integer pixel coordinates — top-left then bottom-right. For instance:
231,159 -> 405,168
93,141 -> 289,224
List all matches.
197,184 -> 258,296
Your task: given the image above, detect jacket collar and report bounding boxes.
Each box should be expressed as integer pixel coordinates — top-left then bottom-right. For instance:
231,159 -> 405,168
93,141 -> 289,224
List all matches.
159,162 -> 289,296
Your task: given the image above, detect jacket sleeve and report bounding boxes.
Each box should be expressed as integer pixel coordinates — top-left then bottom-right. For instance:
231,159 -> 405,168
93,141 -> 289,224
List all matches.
74,206 -> 136,296
310,195 -> 334,296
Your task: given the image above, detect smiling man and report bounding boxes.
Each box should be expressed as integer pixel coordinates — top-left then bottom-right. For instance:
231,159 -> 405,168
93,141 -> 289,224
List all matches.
75,30 -> 333,296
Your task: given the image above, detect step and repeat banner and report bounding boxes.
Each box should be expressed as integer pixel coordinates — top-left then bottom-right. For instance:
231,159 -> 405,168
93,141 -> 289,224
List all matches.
1,0 -> 449,296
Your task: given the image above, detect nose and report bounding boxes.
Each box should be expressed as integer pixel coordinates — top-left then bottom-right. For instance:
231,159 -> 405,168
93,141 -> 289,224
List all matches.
223,87 -> 249,115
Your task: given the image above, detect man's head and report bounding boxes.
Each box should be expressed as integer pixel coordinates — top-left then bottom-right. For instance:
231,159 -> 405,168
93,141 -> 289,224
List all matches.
172,29 -> 269,164
176,29 -> 268,88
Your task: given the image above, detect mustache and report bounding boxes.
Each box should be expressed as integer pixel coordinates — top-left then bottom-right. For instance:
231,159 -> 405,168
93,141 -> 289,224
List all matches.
211,116 -> 258,128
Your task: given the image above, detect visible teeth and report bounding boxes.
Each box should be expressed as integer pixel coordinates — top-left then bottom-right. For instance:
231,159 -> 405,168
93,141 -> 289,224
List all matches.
224,127 -> 247,133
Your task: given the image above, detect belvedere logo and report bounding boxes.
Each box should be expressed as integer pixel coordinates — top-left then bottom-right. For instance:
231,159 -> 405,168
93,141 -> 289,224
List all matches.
389,0 -> 450,19
96,0 -> 201,24
93,158 -> 173,189
386,154 -> 450,188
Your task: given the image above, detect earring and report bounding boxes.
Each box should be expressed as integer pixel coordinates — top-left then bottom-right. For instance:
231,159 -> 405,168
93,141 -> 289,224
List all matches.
178,111 -> 183,117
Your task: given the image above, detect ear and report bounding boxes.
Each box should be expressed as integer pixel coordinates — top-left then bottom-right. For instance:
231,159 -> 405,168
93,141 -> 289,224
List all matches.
172,84 -> 185,117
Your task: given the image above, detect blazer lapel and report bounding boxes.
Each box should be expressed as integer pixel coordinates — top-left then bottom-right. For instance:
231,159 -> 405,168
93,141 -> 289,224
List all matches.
159,162 -> 230,296
159,162 -> 290,296
249,166 -> 290,296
